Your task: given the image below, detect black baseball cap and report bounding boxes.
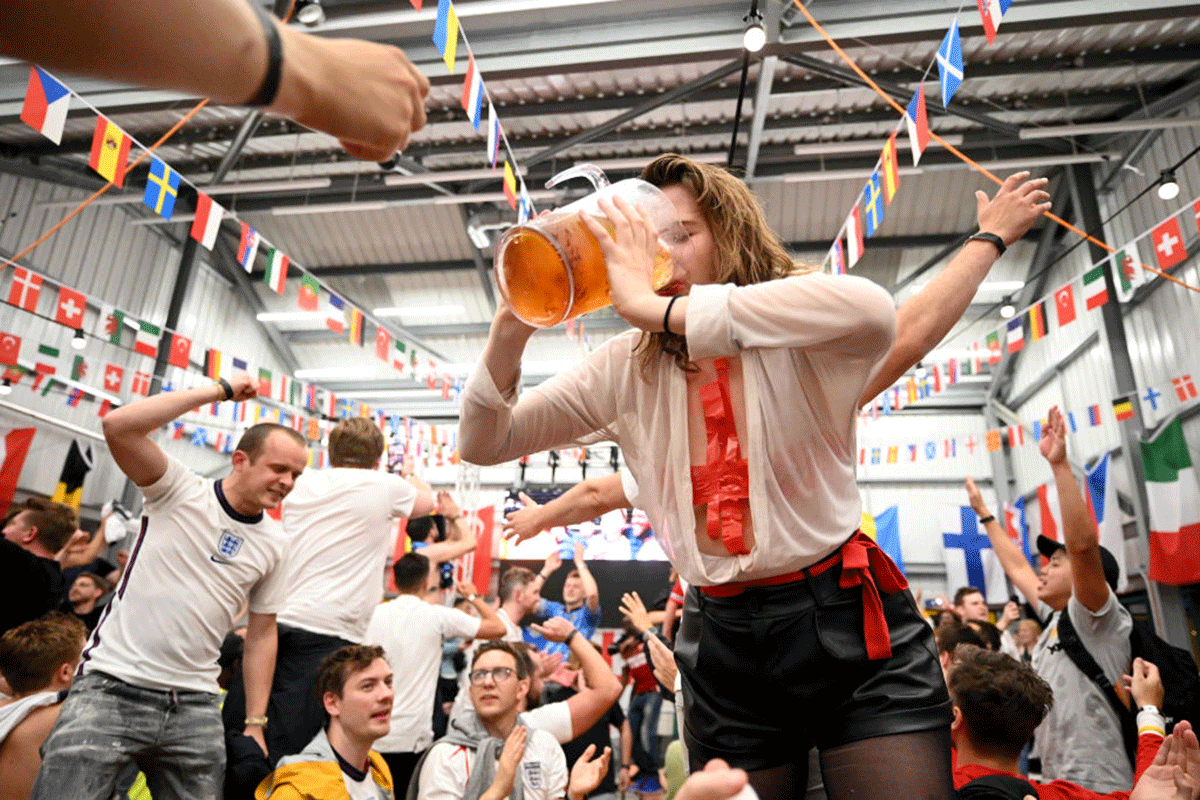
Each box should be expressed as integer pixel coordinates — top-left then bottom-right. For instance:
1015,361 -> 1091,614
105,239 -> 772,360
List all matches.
1036,534 -> 1120,592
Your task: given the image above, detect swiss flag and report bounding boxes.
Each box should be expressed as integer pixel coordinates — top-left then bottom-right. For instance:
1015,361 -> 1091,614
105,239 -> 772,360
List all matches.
54,286 -> 87,328
103,363 -> 124,393
1151,216 -> 1187,270
167,333 -> 192,369
0,332 -> 20,365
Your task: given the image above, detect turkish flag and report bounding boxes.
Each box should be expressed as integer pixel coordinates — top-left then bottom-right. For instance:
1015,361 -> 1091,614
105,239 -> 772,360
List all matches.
375,327 -> 390,361
0,332 -> 20,365
168,333 -> 192,369
1054,284 -> 1077,327
1152,216 -> 1187,270
54,287 -> 87,328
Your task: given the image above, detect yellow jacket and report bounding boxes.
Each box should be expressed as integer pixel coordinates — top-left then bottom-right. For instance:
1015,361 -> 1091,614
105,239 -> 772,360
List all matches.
255,730 -> 394,800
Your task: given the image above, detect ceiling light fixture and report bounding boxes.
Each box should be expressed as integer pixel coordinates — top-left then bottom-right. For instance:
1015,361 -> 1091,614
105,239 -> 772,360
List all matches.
294,0 -> 325,27
1158,169 -> 1180,201
71,329 -> 87,350
743,9 -> 766,53
0,378 -> 11,395
1000,297 -> 1016,319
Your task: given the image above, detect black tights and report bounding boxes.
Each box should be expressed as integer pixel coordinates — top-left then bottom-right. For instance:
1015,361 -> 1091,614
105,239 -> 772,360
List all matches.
693,729 -> 955,800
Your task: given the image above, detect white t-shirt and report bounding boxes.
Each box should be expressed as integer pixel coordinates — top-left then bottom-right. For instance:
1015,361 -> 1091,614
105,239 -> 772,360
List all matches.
81,456 -> 289,693
524,701 -> 574,744
417,726 -> 567,800
1032,593 -> 1133,793
343,768 -> 389,800
279,468 -> 418,641
460,273 -> 896,586
0,691 -> 59,744
366,595 -> 482,753
449,609 -> 524,720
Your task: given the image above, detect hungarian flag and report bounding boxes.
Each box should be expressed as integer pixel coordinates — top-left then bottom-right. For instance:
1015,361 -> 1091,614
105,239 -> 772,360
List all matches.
298,273 -> 320,311
21,67 -> 70,145
190,192 -> 224,251
264,247 -> 289,294
0,427 -> 36,512
51,440 -> 93,510
167,333 -> 192,369
54,286 -> 87,328
88,115 -> 132,187
134,320 -> 160,357
1140,419 -> 1200,585
1082,265 -> 1107,309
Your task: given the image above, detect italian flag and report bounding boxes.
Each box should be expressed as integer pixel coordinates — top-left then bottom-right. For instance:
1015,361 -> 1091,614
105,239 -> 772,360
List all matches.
134,320 -> 160,357
1140,418 -> 1200,585
264,248 -> 289,295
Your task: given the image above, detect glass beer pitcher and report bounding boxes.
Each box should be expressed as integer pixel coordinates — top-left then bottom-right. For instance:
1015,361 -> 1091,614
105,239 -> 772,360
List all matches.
493,164 -> 687,328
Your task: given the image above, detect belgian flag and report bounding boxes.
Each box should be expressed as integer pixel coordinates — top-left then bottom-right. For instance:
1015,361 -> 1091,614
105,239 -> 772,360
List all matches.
51,440 -> 93,510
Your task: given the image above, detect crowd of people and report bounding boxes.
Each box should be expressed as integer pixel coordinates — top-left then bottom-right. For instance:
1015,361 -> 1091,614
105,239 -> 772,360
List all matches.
1,7 -> 1198,795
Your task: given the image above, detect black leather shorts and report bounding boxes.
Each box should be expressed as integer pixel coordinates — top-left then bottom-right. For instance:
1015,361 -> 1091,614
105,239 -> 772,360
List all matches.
675,558 -> 952,772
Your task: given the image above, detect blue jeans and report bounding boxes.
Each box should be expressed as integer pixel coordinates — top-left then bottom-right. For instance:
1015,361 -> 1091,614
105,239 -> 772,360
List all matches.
628,690 -> 664,775
31,671 -> 225,800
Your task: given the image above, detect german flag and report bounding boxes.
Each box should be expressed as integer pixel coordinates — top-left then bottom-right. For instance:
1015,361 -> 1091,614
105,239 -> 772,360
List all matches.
204,348 -> 222,380
51,440 -> 93,510
1028,301 -> 1048,340
1113,397 -> 1135,422
88,115 -> 131,187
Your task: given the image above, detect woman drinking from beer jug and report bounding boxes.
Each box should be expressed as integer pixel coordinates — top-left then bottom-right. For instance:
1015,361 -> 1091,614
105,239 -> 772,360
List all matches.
459,154 -> 1050,800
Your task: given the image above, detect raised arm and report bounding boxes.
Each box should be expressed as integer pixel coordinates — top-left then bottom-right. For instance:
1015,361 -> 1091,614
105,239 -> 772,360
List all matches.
416,491 -> 477,564
573,542 -> 601,612
102,373 -> 256,487
1040,406 -> 1110,612
2,0 -> 429,161
530,617 -> 622,739
503,474 -> 631,544
859,173 -> 1052,404
965,477 -> 1040,604
457,581 -> 507,640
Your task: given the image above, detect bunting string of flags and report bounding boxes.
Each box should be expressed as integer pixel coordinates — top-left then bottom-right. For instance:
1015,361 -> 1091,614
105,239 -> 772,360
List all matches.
799,1 -> 1200,299
8,65 -> 470,421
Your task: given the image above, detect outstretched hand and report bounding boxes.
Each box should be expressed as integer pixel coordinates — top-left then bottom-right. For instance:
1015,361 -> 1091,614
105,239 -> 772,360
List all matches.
580,197 -> 663,330
975,171 -> 1052,246
1038,406 -> 1068,466
502,492 -> 545,543
568,744 -> 613,800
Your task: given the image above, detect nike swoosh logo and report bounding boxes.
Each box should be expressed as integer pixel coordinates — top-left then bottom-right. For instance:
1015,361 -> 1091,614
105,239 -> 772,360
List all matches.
210,554 -> 234,565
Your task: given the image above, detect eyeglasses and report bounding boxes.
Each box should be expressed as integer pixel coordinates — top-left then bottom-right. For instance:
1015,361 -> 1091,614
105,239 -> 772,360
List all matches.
469,667 -> 516,685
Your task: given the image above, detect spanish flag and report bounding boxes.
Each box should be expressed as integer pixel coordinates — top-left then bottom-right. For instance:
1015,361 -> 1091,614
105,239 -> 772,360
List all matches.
881,132 -> 899,204
51,440 -> 93,510
88,115 -> 132,187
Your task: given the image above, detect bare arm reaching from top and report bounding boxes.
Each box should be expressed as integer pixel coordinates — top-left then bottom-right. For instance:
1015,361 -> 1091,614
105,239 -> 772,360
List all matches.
1,0 -> 429,161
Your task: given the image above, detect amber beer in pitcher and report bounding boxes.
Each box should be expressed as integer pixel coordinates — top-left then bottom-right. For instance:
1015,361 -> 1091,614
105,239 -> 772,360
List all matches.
494,165 -> 685,329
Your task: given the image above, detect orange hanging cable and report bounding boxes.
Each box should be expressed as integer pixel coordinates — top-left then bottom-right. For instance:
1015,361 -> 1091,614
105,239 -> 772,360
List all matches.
791,0 -> 1200,296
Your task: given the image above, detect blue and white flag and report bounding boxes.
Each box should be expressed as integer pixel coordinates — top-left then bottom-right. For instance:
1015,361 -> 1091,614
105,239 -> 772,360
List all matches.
936,21 -> 964,106
1084,452 -> 1129,591
873,506 -> 906,577
942,505 -> 1008,604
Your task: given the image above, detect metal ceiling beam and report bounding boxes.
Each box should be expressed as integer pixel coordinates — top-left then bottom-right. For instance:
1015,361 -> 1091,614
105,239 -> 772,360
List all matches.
458,205 -> 496,312
1096,67 -> 1200,194
744,55 -> 778,180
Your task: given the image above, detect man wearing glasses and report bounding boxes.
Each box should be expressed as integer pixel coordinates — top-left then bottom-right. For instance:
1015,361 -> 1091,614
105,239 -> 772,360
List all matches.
414,641 -> 610,800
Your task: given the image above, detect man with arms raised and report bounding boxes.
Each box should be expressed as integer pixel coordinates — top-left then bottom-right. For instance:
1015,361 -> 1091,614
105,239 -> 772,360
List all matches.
32,373 -> 307,800
967,406 -> 1132,792
257,645 -> 397,800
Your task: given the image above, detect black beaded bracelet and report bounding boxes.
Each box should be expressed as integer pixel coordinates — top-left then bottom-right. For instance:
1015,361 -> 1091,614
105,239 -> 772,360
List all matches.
662,295 -> 680,335
246,3 -> 284,107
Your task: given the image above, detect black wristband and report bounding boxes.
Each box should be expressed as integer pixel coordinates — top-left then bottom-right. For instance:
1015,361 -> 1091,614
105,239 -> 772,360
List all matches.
564,629 -> 578,647
965,231 -> 1006,257
217,378 -> 234,401
662,295 -> 680,335
977,514 -> 995,525
246,4 -> 284,107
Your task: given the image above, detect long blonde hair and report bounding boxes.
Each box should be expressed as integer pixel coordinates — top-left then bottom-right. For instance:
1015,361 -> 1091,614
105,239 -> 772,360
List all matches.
636,154 -> 816,376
